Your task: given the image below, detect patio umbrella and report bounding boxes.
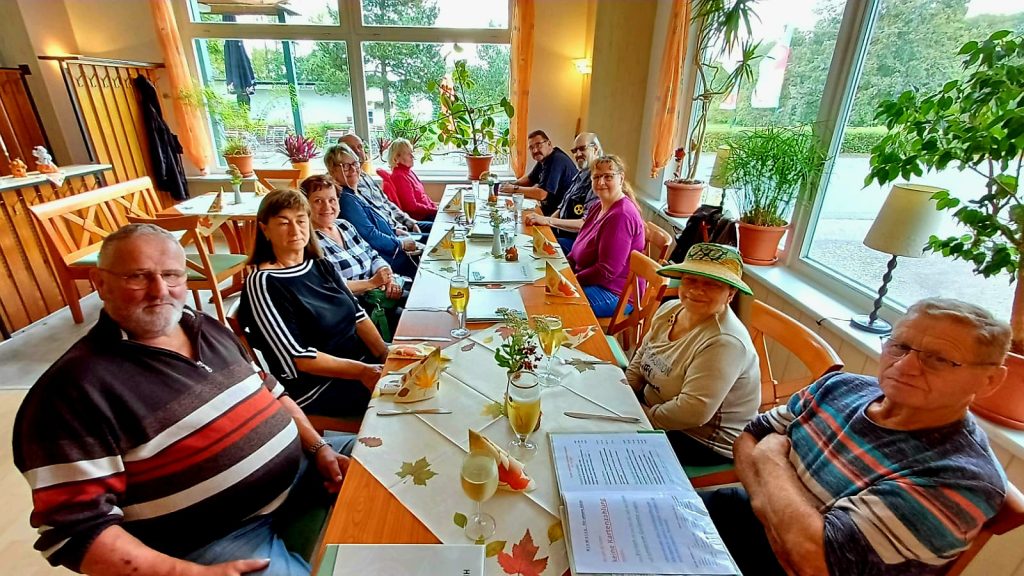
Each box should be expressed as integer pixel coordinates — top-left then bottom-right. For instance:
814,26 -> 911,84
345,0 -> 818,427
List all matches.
221,16 -> 256,104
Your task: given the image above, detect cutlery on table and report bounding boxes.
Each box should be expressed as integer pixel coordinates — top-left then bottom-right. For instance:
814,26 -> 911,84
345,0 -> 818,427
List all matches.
564,411 -> 641,423
404,307 -> 451,312
393,336 -> 452,342
377,408 -> 453,416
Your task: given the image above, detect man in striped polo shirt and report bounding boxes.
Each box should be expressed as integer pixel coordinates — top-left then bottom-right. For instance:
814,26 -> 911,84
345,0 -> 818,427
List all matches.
702,298 -> 1010,575
13,224 -> 354,575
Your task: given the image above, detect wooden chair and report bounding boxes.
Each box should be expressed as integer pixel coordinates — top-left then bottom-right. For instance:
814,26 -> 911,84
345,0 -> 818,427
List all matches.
29,177 -> 163,323
945,481 -> 1024,575
254,168 -> 302,193
599,251 -> 670,367
126,215 -> 247,324
644,221 -> 673,264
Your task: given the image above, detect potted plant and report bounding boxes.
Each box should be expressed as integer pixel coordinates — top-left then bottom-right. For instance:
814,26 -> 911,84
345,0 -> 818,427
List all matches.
418,60 -> 514,180
666,0 -> 760,217
278,134 -> 320,180
222,136 -> 254,177
724,125 -> 825,264
865,30 -> 1024,428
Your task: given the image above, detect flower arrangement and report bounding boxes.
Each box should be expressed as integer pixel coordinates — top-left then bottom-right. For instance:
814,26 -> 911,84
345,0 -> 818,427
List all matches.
227,163 -> 243,186
278,134 -> 320,163
668,147 -> 686,181
493,308 -> 542,374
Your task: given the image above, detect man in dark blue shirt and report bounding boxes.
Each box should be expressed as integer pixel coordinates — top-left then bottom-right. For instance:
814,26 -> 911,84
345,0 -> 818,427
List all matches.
524,132 -> 602,252
500,129 -> 577,216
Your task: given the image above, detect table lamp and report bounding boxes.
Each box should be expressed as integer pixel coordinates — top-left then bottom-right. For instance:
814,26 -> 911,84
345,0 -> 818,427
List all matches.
850,183 -> 945,334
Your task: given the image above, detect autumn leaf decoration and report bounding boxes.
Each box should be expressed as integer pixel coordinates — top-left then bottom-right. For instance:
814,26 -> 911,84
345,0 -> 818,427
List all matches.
566,358 -> 596,373
396,457 -> 437,486
357,436 -> 383,448
497,529 -> 548,576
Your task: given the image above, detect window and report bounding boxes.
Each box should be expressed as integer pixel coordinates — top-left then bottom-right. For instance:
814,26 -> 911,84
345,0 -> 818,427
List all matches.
177,0 -> 511,172
800,0 -> 1024,321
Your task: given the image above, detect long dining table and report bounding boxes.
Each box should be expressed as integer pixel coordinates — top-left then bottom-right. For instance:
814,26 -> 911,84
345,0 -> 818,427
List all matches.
315,184 -> 630,573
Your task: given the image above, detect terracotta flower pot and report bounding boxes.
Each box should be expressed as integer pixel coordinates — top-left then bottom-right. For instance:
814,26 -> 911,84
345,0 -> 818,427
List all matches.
738,221 -> 788,265
972,352 -> 1024,430
465,154 -> 493,181
291,161 -> 313,181
224,154 -> 254,177
665,181 -> 703,217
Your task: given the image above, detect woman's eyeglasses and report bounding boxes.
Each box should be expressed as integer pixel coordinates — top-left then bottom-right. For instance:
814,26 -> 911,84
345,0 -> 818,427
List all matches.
340,161 -> 360,172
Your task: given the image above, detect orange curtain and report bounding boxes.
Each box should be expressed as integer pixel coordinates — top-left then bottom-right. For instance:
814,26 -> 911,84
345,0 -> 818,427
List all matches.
509,0 -> 535,176
649,0 -> 691,178
150,0 -> 213,175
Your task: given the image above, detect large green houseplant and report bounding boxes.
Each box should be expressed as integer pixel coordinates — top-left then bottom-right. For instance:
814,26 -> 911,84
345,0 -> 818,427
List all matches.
667,0 -> 760,217
724,125 -> 825,264
418,60 -> 514,180
866,30 -> 1024,427
180,85 -> 265,176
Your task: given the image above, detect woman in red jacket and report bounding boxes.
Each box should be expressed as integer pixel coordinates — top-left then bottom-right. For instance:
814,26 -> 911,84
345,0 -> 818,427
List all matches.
388,138 -> 437,222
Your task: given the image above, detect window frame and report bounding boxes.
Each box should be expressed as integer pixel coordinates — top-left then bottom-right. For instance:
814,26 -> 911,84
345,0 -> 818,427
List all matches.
172,0 -> 512,173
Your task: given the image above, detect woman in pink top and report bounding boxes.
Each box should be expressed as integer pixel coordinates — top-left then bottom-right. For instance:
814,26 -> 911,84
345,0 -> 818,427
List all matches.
567,155 -> 646,318
388,138 -> 437,222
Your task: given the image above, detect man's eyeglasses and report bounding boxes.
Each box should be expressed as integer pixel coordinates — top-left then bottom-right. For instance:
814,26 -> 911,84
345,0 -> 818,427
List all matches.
570,143 -> 594,154
340,161 -> 360,172
98,268 -> 188,289
881,339 -> 999,371
528,140 -> 550,151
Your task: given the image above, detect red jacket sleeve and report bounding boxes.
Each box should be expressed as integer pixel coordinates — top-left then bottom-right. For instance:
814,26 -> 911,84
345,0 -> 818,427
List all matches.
391,167 -> 437,221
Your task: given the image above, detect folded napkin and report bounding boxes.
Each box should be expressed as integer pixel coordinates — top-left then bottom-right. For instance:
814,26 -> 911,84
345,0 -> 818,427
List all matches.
394,348 -> 441,403
545,262 -> 580,298
532,228 -> 560,258
427,228 -> 455,259
443,190 -> 463,213
387,342 -> 437,360
562,325 -> 599,348
208,189 -> 224,213
468,429 -> 536,492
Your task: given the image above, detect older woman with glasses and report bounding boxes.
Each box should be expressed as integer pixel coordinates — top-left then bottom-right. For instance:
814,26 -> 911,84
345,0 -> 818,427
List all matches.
387,138 -> 436,222
324,143 -> 420,278
240,189 -> 388,418
566,154 -> 646,318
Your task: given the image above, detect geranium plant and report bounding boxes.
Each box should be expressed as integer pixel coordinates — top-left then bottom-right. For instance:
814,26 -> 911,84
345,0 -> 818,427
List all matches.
493,308 -> 542,374
278,135 -> 320,163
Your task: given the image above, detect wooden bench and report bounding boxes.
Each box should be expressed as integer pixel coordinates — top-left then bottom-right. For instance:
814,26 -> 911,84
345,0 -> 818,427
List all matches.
28,177 -> 162,323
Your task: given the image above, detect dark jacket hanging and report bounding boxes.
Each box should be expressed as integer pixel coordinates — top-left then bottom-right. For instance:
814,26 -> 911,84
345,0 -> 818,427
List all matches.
133,75 -> 190,201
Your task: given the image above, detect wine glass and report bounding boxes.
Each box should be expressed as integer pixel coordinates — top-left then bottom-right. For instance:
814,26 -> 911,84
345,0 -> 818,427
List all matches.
463,191 -> 477,228
449,276 -> 470,338
460,451 -> 498,540
506,371 -> 541,460
534,315 -> 564,388
451,230 -> 467,275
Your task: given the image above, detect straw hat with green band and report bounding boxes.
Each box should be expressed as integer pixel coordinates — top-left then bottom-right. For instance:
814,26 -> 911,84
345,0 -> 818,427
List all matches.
657,243 -> 753,295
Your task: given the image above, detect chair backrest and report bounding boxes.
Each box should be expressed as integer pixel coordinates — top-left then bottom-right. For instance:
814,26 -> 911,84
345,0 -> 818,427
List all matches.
29,177 -> 163,267
644,221 -> 673,264
747,299 -> 843,411
254,168 -> 301,193
944,481 -> 1024,575
606,251 -> 669,350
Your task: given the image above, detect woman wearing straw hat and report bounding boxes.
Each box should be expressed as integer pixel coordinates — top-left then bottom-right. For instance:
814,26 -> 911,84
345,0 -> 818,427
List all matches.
625,243 -> 761,466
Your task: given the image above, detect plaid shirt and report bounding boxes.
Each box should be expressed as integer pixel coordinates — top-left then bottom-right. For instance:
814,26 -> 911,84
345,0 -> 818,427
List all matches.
316,219 -> 390,281
357,172 -> 417,230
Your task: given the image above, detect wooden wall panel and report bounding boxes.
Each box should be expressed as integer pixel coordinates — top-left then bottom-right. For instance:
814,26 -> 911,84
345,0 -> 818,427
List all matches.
0,68 -> 48,175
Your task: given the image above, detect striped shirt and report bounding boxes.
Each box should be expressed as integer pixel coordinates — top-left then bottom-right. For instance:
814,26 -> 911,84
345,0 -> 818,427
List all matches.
357,171 -> 416,230
747,372 -> 1006,575
316,219 -> 389,282
12,308 -> 301,571
241,258 -> 369,408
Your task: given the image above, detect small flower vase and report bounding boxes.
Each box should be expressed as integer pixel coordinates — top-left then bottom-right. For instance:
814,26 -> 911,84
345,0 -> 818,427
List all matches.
231,183 -> 243,204
491,221 -> 504,258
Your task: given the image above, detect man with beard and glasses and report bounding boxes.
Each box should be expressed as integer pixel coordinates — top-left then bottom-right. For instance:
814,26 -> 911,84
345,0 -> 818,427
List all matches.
500,129 -> 578,216
13,224 -> 354,576
524,131 -> 602,253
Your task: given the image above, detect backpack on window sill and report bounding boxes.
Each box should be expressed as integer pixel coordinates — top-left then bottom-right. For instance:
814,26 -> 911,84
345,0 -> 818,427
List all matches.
668,204 -> 738,264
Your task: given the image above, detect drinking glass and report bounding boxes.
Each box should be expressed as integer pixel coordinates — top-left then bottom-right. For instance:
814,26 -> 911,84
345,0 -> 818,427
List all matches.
506,371 -> 541,460
460,452 -> 498,541
512,192 -> 525,224
463,191 -> 477,228
451,230 -> 467,275
449,276 -> 470,338
534,315 -> 564,387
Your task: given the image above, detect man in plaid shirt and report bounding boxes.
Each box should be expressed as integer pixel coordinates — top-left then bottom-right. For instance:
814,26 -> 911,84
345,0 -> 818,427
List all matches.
341,134 -> 433,236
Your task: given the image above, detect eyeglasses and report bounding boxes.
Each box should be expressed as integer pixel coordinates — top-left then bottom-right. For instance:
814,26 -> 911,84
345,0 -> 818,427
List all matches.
591,172 -> 622,183
881,339 -> 999,371
98,268 -> 188,289
570,144 -> 594,154
340,161 -> 360,172
527,140 -> 550,151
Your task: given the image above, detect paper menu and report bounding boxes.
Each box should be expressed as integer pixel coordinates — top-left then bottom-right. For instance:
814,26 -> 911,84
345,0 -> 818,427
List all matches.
322,544 -> 484,576
551,433 -> 739,576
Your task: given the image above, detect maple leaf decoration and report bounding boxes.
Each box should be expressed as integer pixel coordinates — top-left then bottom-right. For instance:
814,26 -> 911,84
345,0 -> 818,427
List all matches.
566,358 -> 596,373
461,341 -> 477,352
396,457 -> 438,486
357,436 -> 383,448
482,401 -> 506,418
497,529 -> 548,576
497,325 -> 515,340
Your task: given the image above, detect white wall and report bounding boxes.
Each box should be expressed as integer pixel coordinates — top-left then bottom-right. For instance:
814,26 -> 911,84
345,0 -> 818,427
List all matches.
64,0 -> 163,63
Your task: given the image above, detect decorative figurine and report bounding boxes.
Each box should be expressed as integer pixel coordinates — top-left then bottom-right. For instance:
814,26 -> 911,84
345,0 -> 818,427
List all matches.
504,245 -> 519,262
10,158 -> 28,178
32,146 -> 59,174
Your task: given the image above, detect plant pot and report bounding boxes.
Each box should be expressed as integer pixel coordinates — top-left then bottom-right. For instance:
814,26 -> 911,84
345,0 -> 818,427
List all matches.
737,221 -> 788,265
971,352 -> 1024,430
291,161 -> 313,181
465,154 -> 494,181
665,181 -> 703,217
224,154 -> 254,177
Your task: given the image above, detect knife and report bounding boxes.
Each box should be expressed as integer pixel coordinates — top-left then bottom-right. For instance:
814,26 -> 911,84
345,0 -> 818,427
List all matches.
377,408 -> 453,416
564,411 -> 641,423
393,336 -> 452,342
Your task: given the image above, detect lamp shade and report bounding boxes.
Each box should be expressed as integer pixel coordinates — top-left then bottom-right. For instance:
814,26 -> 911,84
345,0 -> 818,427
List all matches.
708,145 -> 731,189
863,183 -> 945,257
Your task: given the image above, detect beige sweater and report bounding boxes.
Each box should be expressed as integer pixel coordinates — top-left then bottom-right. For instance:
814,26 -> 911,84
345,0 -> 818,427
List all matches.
625,300 -> 761,457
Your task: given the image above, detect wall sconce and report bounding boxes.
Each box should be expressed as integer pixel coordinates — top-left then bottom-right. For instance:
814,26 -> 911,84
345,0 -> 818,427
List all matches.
850,183 -> 945,334
573,58 -> 592,75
